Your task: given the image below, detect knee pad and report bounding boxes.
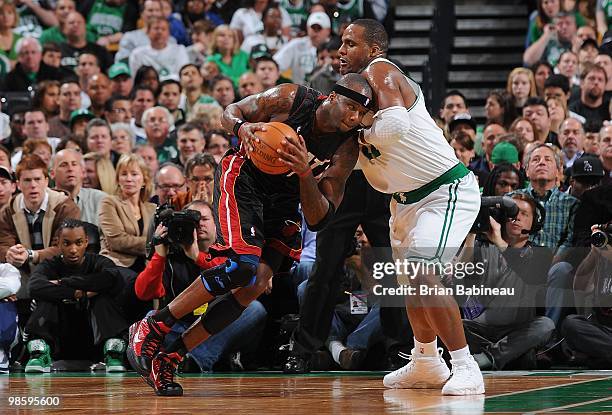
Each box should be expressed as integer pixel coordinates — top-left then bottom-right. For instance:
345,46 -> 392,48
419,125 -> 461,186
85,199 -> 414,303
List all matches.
200,293 -> 246,335
200,258 -> 257,296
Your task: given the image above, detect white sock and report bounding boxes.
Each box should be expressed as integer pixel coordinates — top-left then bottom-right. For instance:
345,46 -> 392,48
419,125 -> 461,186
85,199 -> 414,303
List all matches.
414,337 -> 437,356
449,345 -> 471,361
328,340 -> 346,364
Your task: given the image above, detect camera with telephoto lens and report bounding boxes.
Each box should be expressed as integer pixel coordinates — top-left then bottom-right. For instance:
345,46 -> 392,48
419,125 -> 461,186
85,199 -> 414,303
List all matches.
153,203 -> 201,247
591,223 -> 612,248
470,196 -> 519,234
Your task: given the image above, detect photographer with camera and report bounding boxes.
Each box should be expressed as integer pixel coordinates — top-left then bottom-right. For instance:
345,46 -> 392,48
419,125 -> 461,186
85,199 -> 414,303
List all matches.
133,200 -> 267,372
457,193 -> 554,370
561,223 -> 612,368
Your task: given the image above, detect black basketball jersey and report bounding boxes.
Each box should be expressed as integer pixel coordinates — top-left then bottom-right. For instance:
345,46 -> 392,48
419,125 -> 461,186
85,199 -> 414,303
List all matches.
244,85 -> 357,195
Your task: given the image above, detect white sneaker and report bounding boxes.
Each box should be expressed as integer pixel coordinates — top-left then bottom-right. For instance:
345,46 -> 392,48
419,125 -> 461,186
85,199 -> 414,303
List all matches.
383,348 -> 450,389
441,355 -> 486,395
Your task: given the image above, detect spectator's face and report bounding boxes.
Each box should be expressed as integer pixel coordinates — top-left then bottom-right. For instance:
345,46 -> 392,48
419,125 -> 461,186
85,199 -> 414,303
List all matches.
188,164 -> 214,197
584,132 -> 600,155
0,177 -> 15,206
18,39 -> 42,73
576,26 -> 596,43
534,64 -> 552,92
546,98 -> 564,124
212,80 -> 235,108
544,86 -> 567,102
579,45 -> 598,66
87,75 -> 111,106
111,74 -> 133,97
144,108 -> 170,142
33,145 -> 52,167
18,169 -> 49,210
0,152 -> 10,170
255,61 -> 280,89
117,162 -> 144,199
451,123 -> 475,139
42,50 -> 61,68
523,105 -> 549,135
485,96 -> 502,121
511,73 -> 531,100
24,111 -> 49,139
186,0 -> 205,14
494,170 -> 520,196
59,82 -> 81,113
514,119 -> 536,143
111,128 -> 133,154
555,15 -> 576,42
10,112 -> 26,139
156,166 -> 185,204
201,60 -> 219,81
132,90 -> 156,123
238,73 -> 263,98
505,199 -> 534,238
142,0 -> 163,21
582,69 -> 606,101
541,0 -> 560,18
72,118 -> 89,137
160,0 -> 172,18
527,146 -> 558,182
135,146 -> 159,175
180,65 -> 204,91
206,133 -> 229,157
483,124 -> 506,156
264,7 -> 282,33
192,204 -> 215,243
159,83 -> 181,111
178,129 -> 204,161
107,99 -> 132,124
557,52 -> 577,78
59,226 -> 88,266
559,118 -> 584,154
595,55 -> 612,83
0,5 -> 17,29
440,95 -> 467,124
76,53 -> 100,80
42,85 -> 60,115
65,12 -> 86,40
215,27 -> 234,52
52,150 -> 83,192
148,20 -> 170,46
307,23 -> 330,48
450,139 -> 474,167
56,0 -> 76,23
83,159 -> 100,189
87,125 -> 112,157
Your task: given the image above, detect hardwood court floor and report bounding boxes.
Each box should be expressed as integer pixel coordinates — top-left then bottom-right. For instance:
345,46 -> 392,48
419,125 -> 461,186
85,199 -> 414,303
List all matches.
3,371 -> 612,414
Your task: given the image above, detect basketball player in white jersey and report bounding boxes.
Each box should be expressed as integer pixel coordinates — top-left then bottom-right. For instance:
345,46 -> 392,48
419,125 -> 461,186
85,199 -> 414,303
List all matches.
338,19 -> 485,395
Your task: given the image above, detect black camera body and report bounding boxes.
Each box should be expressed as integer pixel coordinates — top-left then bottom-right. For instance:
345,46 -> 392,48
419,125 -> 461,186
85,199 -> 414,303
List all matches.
154,203 -> 201,247
591,223 -> 612,248
470,196 -> 519,234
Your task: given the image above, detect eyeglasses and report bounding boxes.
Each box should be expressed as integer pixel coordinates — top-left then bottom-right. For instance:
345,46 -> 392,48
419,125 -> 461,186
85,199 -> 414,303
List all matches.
189,176 -> 214,183
158,183 -> 185,191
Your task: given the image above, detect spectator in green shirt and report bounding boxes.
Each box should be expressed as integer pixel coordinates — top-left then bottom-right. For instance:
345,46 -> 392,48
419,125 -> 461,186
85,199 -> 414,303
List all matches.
205,25 -> 249,87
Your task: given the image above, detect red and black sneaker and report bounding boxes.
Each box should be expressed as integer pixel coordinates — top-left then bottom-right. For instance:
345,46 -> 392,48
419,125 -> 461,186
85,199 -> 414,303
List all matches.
148,352 -> 184,396
127,316 -> 171,377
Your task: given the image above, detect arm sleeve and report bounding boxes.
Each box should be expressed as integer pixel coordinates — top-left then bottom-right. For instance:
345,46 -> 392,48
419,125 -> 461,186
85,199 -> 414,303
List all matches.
99,197 -> 147,256
28,261 -> 76,302
0,208 -> 17,262
134,252 -> 166,301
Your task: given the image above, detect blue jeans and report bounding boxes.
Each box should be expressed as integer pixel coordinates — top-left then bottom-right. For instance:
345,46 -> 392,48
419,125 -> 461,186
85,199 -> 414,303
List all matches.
0,302 -> 18,350
292,261 -> 314,307
150,300 -> 268,372
328,303 -> 383,351
546,262 -> 575,327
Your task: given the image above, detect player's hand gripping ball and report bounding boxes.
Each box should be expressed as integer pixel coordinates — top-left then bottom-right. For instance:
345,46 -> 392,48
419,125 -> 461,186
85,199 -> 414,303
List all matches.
250,122 -> 298,174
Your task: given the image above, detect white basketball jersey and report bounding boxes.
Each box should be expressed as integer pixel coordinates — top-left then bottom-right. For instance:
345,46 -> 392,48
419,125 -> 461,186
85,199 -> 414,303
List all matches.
359,58 -> 460,194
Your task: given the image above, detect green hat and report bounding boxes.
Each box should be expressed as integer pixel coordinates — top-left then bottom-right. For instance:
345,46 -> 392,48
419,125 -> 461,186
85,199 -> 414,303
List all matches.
491,141 -> 519,164
69,109 -> 95,127
108,62 -> 131,79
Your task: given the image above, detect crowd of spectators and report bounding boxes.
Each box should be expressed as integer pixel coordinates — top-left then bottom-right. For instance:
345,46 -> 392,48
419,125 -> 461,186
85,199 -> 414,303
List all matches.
0,0 -> 611,376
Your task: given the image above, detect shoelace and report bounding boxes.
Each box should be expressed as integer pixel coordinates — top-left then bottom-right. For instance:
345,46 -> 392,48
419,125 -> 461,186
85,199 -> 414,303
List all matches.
158,354 -> 180,385
141,320 -> 164,359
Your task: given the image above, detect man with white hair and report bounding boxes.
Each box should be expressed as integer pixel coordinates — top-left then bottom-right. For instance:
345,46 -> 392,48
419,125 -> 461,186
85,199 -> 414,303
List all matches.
51,149 -> 107,227
142,106 -> 177,163
3,37 -> 64,92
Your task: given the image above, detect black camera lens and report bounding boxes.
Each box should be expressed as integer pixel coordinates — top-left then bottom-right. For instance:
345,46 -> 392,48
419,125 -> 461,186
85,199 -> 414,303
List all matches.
591,230 -> 609,248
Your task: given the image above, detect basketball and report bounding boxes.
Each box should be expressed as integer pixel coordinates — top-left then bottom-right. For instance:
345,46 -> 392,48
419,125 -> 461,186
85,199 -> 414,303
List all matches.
250,122 -> 298,175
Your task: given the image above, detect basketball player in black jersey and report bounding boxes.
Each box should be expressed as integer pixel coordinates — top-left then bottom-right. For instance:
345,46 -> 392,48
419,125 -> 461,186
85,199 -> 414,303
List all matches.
127,73 -> 373,396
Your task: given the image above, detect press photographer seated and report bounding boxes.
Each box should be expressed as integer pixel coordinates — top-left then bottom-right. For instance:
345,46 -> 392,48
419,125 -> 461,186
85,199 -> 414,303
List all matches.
456,193 -> 554,370
25,219 -> 130,373
133,201 -> 267,372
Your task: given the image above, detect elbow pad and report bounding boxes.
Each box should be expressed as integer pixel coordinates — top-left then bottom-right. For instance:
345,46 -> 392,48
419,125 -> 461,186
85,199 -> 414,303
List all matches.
368,107 -> 411,145
307,199 -> 336,232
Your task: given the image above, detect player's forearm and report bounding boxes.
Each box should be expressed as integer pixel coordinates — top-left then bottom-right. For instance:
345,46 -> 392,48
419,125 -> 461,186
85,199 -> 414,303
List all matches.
299,174 -> 334,230
221,104 -> 245,134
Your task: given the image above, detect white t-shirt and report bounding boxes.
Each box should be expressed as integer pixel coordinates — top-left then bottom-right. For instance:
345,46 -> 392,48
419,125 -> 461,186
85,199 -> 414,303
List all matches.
241,33 -> 288,55
129,43 -> 190,77
273,36 -> 316,84
230,7 -> 292,38
359,58 -> 460,194
115,29 -> 177,63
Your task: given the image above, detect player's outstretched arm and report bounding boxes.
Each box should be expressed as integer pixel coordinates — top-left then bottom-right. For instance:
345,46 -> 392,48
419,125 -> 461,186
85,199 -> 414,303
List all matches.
222,84 -> 299,155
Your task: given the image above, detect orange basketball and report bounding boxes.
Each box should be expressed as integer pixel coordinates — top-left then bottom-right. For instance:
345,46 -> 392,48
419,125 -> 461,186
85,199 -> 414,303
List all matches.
250,122 -> 298,175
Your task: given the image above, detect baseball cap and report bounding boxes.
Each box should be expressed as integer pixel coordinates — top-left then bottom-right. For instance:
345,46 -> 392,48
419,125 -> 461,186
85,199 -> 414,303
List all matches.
491,142 -> 519,164
0,165 -> 14,182
571,154 -> 604,177
69,109 -> 95,127
108,62 -> 131,80
448,113 -> 477,134
250,44 -> 271,60
307,12 -> 331,29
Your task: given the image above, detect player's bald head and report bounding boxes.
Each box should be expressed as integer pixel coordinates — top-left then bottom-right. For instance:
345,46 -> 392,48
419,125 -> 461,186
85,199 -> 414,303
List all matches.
336,73 -> 373,101
351,19 -> 389,54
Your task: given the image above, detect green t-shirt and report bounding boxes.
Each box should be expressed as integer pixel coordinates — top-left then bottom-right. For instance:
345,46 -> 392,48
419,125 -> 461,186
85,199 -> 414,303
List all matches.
87,0 -> 126,37
156,135 -> 178,164
279,0 -> 310,32
206,51 -> 250,86
0,33 -> 22,61
600,0 -> 612,30
39,25 -> 98,46
528,11 -> 587,46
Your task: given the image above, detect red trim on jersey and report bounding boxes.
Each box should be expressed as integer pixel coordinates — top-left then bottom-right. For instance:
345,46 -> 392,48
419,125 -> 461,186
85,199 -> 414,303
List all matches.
266,238 -> 302,261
